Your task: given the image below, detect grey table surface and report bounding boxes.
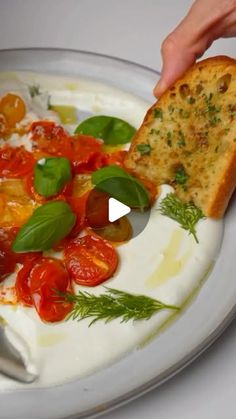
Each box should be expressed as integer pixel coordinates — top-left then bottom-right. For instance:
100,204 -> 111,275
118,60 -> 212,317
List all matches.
0,1 -> 236,418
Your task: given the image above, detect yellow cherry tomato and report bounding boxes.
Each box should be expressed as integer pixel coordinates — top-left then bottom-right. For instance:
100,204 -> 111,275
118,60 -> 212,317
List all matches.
0,94 -> 26,127
0,114 -> 9,136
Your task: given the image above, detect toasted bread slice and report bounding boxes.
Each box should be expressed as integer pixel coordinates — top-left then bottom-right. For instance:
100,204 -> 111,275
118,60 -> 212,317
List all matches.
125,56 -> 236,218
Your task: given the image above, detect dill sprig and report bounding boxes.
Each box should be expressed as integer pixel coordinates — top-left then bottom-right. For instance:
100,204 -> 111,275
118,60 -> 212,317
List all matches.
60,288 -> 179,326
28,84 -> 41,98
159,193 -> 205,243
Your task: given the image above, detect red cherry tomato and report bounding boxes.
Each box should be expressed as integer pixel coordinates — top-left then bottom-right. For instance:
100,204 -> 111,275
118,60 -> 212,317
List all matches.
0,227 -> 18,282
31,121 -> 72,158
24,172 -> 45,202
86,189 -> 109,229
64,235 -> 118,286
106,150 -> 128,167
29,258 -> 73,323
67,192 -> 89,235
54,193 -> 89,251
24,171 -> 73,203
71,135 -> 106,174
0,242 -> 16,283
15,255 -> 40,307
0,146 -> 35,178
15,251 -> 42,265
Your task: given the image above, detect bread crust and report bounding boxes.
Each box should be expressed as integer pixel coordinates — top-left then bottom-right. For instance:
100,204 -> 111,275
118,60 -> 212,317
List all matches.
125,56 -> 236,218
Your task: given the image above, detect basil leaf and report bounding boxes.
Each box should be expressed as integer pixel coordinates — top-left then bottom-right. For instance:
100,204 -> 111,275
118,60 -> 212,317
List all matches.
92,165 -> 150,209
34,157 -> 72,198
12,201 -> 76,252
75,115 -> 136,145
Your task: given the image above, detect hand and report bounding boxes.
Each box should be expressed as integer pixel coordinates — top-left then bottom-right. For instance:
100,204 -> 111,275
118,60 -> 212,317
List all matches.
154,0 -> 236,98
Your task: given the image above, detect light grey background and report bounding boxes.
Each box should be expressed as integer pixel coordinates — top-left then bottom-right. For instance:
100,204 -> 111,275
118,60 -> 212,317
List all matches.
0,1 -> 236,418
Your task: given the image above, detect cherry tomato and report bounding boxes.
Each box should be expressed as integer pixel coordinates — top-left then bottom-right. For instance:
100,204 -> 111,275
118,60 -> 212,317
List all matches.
0,146 -> 35,178
71,135 -> 106,173
24,172 -> 45,202
24,171 -> 73,203
0,242 -> 16,283
67,192 -> 89,236
0,227 -> 18,282
31,121 -> 72,158
15,251 -> 42,265
0,94 -> 26,127
86,189 -> 109,229
0,114 -> 9,137
137,175 -> 158,204
15,255 -> 40,307
93,216 -> 133,243
29,258 -> 73,323
106,150 -> 128,167
64,235 -> 118,286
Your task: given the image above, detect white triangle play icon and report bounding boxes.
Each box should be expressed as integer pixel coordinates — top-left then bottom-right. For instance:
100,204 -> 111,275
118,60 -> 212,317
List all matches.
108,198 -> 131,223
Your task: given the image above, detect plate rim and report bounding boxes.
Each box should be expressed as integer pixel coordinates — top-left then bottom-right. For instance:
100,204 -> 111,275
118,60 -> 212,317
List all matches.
0,46 -> 161,77
0,47 -> 235,419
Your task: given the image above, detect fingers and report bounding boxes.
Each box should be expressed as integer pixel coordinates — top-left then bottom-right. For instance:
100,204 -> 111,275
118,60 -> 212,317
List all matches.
154,0 -> 236,99
153,35 -> 196,98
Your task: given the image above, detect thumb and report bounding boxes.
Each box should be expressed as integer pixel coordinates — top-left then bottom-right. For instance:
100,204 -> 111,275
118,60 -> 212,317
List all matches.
153,35 -> 196,98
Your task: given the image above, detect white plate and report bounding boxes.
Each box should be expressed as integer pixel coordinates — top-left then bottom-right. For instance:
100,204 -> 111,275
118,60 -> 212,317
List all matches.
0,48 -> 235,419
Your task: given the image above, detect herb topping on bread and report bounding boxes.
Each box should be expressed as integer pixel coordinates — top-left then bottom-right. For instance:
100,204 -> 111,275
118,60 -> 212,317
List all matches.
125,56 -> 236,218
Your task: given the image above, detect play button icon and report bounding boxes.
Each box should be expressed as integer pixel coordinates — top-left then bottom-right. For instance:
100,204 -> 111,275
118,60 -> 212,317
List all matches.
86,183 -> 151,241
108,198 -> 131,222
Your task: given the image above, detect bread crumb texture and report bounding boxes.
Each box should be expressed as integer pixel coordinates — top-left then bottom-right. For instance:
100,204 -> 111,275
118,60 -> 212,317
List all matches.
125,56 -> 236,218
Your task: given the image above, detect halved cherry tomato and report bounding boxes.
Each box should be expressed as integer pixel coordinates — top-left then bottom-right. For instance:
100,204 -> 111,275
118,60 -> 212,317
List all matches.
15,251 -> 42,266
71,135 -> 106,173
0,146 -> 35,178
67,192 -> 89,236
0,227 -> 18,282
86,189 -> 109,229
64,235 -> 118,286
54,193 -> 89,251
0,114 -> 9,137
24,172 -> 45,202
31,121 -> 72,158
29,258 -> 73,323
93,216 -> 133,243
106,150 -> 128,167
137,175 -> 158,204
0,241 -> 16,283
24,171 -> 73,203
0,94 -> 26,127
15,255 -> 40,307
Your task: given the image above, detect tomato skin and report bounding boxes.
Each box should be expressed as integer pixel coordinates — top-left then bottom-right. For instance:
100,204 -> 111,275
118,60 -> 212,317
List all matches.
0,146 -> 35,178
64,235 -> 118,286
29,258 -> 73,323
0,243 -> 16,283
86,189 -> 109,229
24,171 -> 73,203
0,94 -> 26,127
71,135 -> 106,174
66,193 -> 88,236
31,121 -> 72,158
0,114 -> 9,137
31,122 -> 106,174
106,150 -> 128,167
0,227 -> 18,282
15,255 -> 40,307
24,172 -> 45,202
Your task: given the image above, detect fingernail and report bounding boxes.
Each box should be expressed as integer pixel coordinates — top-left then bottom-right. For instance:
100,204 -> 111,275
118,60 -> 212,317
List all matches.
153,80 -> 166,98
